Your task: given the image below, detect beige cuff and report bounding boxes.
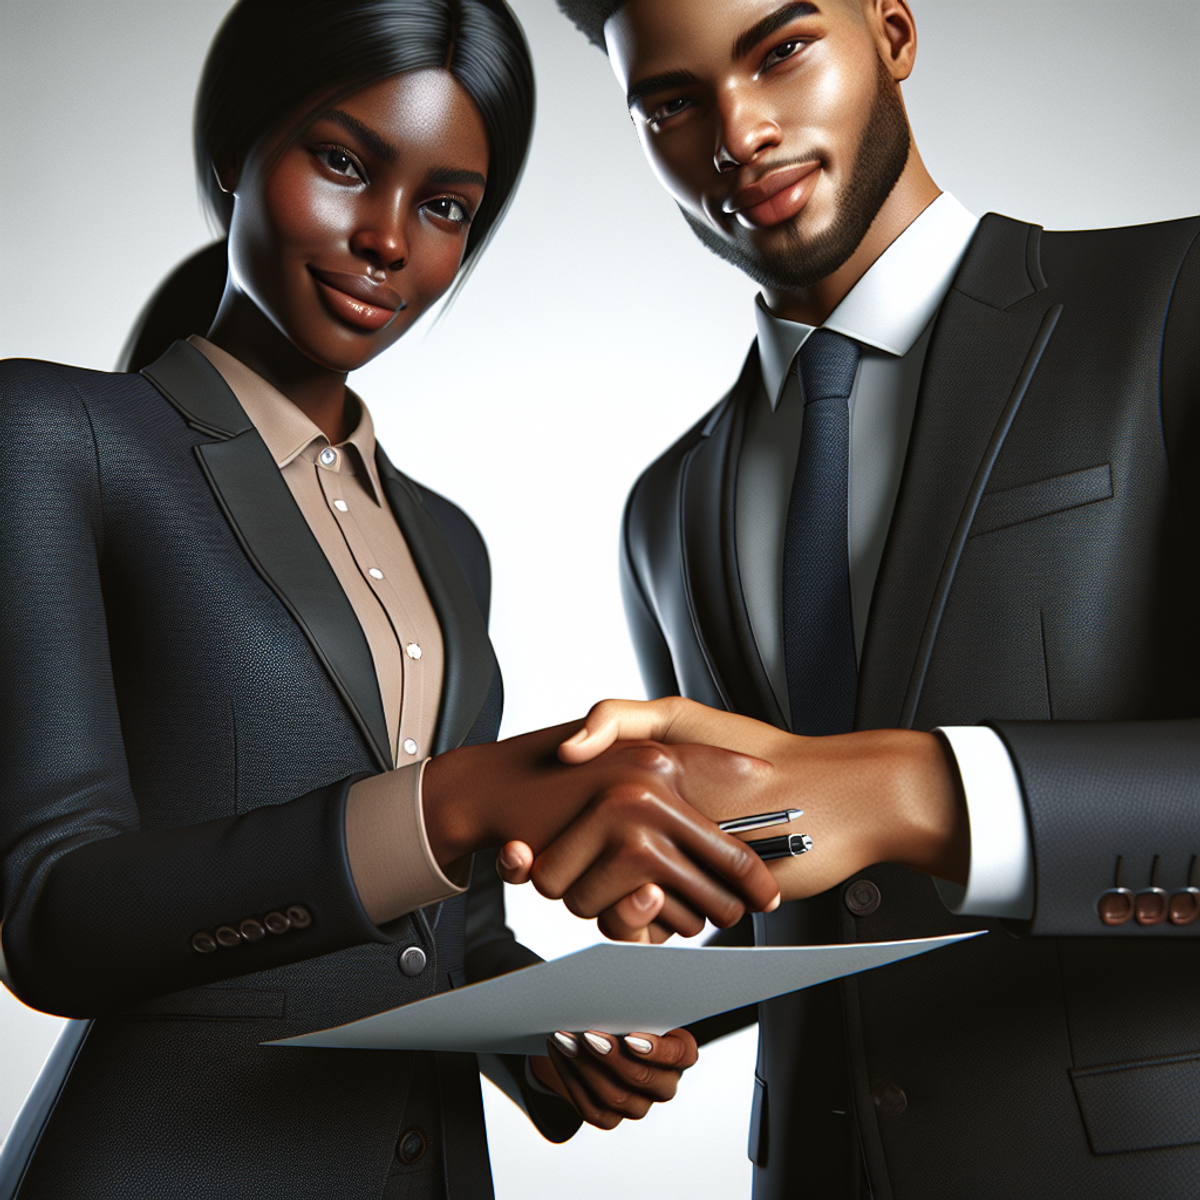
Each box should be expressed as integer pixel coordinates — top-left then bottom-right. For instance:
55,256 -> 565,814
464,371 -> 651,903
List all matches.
345,760 -> 469,926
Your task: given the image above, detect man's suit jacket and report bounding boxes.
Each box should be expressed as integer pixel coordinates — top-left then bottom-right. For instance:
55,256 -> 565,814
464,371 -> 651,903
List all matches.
0,341 -> 577,1199
621,214 -> 1200,1199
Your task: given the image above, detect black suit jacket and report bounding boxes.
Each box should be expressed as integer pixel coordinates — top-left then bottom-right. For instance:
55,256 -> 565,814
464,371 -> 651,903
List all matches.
0,341 -> 577,1199
621,215 -> 1200,1198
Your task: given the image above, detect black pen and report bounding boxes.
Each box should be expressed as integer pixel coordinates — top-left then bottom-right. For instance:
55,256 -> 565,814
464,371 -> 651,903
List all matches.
717,808 -> 813,859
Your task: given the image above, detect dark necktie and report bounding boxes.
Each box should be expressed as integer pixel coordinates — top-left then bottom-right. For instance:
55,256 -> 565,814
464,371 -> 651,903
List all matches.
782,328 -> 862,736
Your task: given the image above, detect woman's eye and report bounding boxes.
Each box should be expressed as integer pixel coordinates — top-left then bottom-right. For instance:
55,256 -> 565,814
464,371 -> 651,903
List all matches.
424,197 -> 471,228
316,145 -> 365,183
647,97 -> 690,130
763,39 -> 805,69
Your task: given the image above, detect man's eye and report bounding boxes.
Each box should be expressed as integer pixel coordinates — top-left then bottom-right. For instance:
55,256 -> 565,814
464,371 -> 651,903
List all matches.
648,97 -> 690,129
424,197 -> 471,227
763,39 -> 805,69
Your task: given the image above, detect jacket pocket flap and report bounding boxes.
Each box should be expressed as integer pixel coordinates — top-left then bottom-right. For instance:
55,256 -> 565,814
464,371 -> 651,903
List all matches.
971,463 -> 1112,538
1070,1051 -> 1200,1154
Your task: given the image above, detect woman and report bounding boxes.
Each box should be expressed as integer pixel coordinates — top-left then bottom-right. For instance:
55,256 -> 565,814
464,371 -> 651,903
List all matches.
0,2 -> 779,1196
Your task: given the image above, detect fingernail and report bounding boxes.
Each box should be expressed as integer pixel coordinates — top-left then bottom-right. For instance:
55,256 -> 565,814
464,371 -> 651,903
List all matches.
766,893 -> 781,912
583,1031 -> 612,1056
624,1035 -> 653,1055
563,728 -> 588,745
553,1031 -> 579,1057
497,847 -> 520,870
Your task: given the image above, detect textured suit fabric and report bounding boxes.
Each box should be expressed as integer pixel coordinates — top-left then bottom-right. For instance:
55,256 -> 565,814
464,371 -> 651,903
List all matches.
0,345 -> 577,1197
620,215 -> 1200,1198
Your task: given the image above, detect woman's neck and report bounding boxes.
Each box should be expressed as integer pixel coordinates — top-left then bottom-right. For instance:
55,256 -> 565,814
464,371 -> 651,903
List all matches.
206,286 -> 350,445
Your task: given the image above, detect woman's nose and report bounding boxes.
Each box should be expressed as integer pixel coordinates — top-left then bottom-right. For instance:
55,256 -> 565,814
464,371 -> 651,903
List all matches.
350,195 -> 409,272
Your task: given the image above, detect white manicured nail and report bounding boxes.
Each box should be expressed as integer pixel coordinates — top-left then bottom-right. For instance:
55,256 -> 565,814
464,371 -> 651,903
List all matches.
553,1031 -> 579,1057
583,1031 -> 613,1055
624,1035 -> 653,1055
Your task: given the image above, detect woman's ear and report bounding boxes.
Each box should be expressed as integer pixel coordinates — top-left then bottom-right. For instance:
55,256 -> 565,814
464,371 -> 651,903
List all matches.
213,160 -> 238,195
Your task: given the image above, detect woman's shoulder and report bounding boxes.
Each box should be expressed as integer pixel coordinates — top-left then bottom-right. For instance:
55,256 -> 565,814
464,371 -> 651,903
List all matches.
1,357 -> 156,411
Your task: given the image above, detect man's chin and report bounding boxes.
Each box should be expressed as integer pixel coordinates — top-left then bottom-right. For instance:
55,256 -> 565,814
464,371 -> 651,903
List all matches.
680,207 -> 857,295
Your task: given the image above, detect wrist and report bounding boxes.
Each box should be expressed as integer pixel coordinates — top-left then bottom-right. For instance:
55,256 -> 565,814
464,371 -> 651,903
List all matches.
881,731 -> 969,883
421,745 -> 487,867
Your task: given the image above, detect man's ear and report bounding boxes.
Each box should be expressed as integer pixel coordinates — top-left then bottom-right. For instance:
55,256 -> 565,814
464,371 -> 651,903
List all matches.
213,160 -> 238,195
870,0 -> 917,83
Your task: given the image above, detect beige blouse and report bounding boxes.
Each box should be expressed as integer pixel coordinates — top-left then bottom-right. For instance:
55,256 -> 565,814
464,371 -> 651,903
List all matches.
190,336 -> 468,923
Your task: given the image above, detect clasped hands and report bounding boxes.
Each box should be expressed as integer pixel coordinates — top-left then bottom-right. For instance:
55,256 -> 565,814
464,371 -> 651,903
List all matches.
422,696 -> 969,1130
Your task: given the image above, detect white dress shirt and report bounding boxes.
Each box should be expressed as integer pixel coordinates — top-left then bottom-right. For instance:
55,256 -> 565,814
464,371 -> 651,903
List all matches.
738,193 -> 1034,920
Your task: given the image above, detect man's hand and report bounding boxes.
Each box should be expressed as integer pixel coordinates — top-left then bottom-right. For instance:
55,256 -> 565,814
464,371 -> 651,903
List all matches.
529,1027 -> 699,1130
498,698 -> 970,940
422,722 -> 781,935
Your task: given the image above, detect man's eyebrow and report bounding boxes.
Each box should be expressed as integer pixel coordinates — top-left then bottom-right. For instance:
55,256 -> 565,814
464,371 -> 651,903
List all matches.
320,109 -> 398,163
429,166 -> 487,189
627,69 -> 699,112
732,2 -> 820,63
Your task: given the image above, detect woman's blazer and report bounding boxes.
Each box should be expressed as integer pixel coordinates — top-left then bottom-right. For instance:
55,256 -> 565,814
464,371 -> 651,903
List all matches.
0,340 -> 576,1198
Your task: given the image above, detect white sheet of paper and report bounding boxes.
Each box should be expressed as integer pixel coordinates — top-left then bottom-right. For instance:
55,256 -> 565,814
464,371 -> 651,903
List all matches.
270,932 -> 982,1055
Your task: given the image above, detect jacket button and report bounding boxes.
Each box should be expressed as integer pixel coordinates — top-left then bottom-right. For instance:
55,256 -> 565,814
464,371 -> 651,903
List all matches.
872,1080 -> 907,1116
215,925 -> 241,948
397,1127 -> 428,1165
1169,888 -> 1199,925
239,918 -> 266,942
286,905 -> 312,929
264,911 -> 291,935
399,947 -> 427,977
190,931 -> 217,954
1097,889 -> 1134,925
844,879 -> 881,917
1134,888 -> 1168,925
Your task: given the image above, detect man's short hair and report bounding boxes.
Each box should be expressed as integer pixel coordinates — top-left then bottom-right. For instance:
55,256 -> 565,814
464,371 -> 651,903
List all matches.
556,0 -> 624,50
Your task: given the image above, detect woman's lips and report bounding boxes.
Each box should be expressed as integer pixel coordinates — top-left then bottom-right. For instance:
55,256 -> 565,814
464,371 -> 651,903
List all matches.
723,162 -> 821,230
308,267 -> 405,333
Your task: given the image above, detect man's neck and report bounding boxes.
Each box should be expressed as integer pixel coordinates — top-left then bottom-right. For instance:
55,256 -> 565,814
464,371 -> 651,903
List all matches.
761,148 -> 942,328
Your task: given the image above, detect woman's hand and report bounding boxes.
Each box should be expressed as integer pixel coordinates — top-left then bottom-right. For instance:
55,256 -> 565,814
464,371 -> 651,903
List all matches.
529,1027 -> 699,1130
498,698 -> 970,940
421,722 -> 781,935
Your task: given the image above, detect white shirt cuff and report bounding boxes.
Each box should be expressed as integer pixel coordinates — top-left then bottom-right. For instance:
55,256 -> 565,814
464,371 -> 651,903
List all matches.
932,726 -> 1034,920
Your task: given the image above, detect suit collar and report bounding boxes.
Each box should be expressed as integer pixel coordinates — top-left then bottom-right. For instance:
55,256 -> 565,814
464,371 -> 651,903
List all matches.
679,345 -> 788,728
142,340 -> 493,767
857,213 -> 1062,729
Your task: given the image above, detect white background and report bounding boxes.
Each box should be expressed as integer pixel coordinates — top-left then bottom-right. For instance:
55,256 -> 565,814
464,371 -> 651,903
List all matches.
1,2 -> 1198,1196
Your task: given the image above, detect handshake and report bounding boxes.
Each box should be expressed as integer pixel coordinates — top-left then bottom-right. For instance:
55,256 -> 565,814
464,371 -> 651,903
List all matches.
421,696 -> 971,1130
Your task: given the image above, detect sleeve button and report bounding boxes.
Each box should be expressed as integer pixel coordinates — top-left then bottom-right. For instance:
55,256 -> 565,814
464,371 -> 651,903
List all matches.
191,931 -> 217,954
215,925 -> 242,948
1134,888 -> 1168,925
286,905 -> 312,929
264,911 -> 291,935
239,918 -> 266,942
1097,889 -> 1134,926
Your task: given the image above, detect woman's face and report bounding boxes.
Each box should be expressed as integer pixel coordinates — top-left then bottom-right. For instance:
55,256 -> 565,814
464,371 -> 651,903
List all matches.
222,69 -> 489,373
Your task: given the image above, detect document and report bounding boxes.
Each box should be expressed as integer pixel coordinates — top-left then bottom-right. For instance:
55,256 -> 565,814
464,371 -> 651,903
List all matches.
271,932 -> 981,1055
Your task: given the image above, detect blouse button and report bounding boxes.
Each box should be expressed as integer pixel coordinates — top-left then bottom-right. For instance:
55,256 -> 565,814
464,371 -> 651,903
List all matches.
406,643 -> 422,660
319,447 -> 338,467
403,738 -> 418,757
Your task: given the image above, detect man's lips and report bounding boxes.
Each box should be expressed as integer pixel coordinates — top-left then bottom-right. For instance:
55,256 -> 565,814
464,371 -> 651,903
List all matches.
722,162 -> 821,230
308,267 -> 405,332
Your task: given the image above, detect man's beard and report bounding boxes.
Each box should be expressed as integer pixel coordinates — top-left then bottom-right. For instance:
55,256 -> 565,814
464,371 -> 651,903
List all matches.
683,56 -> 912,293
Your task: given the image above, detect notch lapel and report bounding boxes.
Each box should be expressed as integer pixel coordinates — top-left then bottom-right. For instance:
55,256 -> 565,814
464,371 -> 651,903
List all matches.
375,456 -> 496,757
857,215 -> 1063,730
679,347 -> 787,728
142,341 -> 393,771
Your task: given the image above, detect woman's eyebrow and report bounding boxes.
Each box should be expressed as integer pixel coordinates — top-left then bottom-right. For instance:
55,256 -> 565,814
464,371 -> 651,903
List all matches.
429,166 -> 487,188
320,108 -> 398,162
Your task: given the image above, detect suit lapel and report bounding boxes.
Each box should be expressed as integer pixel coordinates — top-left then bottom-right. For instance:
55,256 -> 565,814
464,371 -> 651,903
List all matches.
375,455 -> 496,757
679,347 -> 787,727
143,341 -> 393,771
857,215 -> 1063,730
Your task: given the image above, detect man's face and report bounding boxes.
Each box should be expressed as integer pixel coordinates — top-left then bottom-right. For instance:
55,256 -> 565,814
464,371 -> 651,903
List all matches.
606,0 -> 912,293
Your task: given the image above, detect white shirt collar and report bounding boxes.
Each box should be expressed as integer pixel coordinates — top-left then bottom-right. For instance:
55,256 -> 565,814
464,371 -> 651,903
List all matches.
755,192 -> 980,410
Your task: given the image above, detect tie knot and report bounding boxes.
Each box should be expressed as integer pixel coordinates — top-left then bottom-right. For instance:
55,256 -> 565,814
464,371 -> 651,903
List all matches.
796,329 -> 861,406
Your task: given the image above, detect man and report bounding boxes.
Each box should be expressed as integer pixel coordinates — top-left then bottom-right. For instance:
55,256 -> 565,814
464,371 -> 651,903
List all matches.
548,1 -> 1200,1196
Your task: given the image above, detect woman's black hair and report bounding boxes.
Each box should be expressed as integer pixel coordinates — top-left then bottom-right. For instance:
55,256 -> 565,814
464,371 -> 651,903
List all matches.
121,0 -> 533,371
